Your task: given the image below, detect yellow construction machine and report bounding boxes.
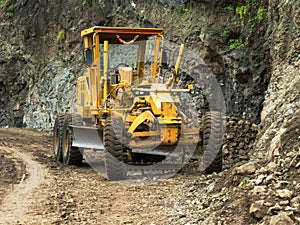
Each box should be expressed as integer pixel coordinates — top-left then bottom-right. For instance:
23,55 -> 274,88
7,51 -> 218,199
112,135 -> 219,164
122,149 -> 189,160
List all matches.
53,26 -> 223,180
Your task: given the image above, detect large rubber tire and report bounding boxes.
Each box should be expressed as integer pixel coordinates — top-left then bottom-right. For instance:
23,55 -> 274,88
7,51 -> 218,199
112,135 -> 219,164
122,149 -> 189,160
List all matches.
202,111 -> 223,174
104,117 -> 127,181
62,114 -> 83,165
53,114 -> 64,162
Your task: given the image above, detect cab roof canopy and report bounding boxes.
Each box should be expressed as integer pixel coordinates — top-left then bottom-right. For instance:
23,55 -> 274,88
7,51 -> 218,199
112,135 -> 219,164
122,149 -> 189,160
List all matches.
81,26 -> 164,44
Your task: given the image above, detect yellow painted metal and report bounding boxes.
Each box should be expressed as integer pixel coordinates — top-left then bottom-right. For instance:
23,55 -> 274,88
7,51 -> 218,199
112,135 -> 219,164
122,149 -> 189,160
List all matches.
151,36 -> 161,83
89,67 -> 98,109
103,41 -> 109,103
157,118 -> 181,125
76,76 -> 91,118
168,43 -> 185,88
131,131 -> 159,137
128,110 -> 155,134
160,126 -> 179,144
81,26 -> 163,37
76,26 -> 201,152
82,33 -> 100,114
81,27 -> 97,37
93,34 -> 101,109
83,35 -> 93,49
175,43 -> 184,75
161,102 -> 178,117
157,35 -> 164,78
146,83 -> 176,115
83,36 -> 89,48
188,84 -> 194,89
93,33 -> 100,62
147,95 -> 161,115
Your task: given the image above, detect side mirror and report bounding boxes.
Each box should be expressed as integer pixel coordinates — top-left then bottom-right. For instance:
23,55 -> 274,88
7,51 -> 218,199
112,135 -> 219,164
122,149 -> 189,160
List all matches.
84,48 -> 93,66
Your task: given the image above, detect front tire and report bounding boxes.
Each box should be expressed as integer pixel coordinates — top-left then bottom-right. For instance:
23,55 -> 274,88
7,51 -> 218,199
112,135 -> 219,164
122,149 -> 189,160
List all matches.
61,114 -> 83,165
201,111 -> 223,174
104,117 -> 127,181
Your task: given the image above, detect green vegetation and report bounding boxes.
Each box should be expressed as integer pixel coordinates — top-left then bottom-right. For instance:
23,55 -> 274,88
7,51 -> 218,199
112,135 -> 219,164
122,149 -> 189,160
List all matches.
182,7 -> 190,15
222,28 -> 230,37
34,2 -> 40,9
229,39 -> 245,50
224,5 -> 234,11
236,6 -> 247,18
82,0 -> 87,6
5,11 -> 13,17
248,18 -> 256,34
7,3 -> 14,11
237,177 -> 249,189
257,6 -> 267,21
42,33 -> 49,41
5,4 -> 14,18
56,29 -> 65,42
0,0 -> 9,8
174,6 -> 190,15
223,0 -> 268,50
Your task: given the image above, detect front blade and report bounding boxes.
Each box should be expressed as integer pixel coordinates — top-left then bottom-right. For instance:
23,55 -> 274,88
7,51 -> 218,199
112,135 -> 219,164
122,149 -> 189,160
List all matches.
71,125 -> 104,150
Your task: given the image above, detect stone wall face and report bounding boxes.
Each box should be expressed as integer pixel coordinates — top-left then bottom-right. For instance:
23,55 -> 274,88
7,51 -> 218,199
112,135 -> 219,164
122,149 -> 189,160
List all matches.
0,0 -> 271,130
255,0 -> 300,160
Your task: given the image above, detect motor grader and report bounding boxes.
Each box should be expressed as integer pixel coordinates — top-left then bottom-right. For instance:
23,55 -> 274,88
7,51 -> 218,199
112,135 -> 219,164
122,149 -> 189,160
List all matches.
53,26 -> 223,180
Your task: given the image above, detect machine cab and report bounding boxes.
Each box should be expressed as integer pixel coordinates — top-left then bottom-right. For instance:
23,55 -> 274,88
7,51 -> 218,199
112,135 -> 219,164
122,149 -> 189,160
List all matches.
77,26 -> 165,120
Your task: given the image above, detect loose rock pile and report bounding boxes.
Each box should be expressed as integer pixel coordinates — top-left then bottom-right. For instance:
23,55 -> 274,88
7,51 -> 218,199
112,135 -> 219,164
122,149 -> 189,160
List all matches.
168,148 -> 299,224
223,117 -> 258,170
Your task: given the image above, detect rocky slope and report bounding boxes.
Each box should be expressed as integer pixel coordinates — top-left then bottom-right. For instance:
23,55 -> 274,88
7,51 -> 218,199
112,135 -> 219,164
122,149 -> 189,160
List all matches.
0,0 -> 270,129
255,0 -> 300,161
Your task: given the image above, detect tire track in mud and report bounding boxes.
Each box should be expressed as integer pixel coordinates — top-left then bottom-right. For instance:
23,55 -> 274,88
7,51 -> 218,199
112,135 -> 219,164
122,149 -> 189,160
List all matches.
0,146 -> 47,225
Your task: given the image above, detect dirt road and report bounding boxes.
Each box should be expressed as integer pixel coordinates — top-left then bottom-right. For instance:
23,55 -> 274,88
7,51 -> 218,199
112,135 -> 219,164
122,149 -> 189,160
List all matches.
0,128 -> 218,225
2,128 -> 297,225
0,146 -> 46,224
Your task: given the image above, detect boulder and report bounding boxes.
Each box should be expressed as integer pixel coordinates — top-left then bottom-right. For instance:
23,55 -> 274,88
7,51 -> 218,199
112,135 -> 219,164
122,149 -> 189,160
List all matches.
276,189 -> 293,200
269,212 -> 295,225
249,200 -> 266,219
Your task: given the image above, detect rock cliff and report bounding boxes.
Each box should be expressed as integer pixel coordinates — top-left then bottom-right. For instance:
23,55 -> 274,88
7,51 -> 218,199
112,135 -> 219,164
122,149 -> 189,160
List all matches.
0,0 -> 271,130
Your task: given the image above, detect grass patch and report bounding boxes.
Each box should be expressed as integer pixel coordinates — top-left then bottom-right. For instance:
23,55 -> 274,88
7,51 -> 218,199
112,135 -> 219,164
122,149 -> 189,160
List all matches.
56,29 -> 65,42
237,177 -> 249,189
0,0 -> 9,8
229,39 -> 245,50
5,3 -> 15,18
257,7 -> 267,21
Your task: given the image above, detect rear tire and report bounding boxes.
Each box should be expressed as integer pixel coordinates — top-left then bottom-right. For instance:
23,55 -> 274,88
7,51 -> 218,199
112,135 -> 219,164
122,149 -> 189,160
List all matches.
53,114 -> 64,162
104,117 -> 127,181
201,111 -> 223,174
62,114 -> 83,165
